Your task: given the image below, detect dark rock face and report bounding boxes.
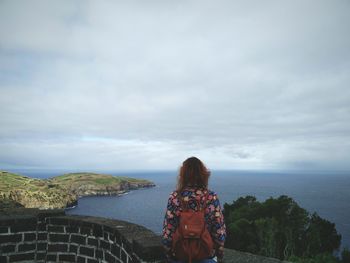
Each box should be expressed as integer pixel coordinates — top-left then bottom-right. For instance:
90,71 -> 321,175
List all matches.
2,189 -> 77,210
70,181 -> 155,198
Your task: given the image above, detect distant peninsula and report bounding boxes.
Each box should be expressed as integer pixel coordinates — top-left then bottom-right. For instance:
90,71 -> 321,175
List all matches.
0,171 -> 155,210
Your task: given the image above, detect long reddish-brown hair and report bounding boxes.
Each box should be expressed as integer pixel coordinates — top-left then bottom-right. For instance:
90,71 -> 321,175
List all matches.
176,157 -> 211,192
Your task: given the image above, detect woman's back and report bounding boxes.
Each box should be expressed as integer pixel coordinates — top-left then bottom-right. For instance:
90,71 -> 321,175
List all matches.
161,157 -> 226,263
162,186 -> 226,244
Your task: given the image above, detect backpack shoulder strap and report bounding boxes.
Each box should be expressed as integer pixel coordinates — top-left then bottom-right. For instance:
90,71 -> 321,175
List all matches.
200,189 -> 209,211
177,191 -> 190,211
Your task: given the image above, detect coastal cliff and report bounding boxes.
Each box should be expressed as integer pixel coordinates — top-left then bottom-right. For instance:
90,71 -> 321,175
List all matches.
49,172 -> 155,197
0,171 -> 155,210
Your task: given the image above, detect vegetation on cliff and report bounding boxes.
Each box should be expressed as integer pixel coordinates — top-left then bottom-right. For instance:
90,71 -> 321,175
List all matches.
0,171 -> 155,209
0,171 -> 76,209
50,172 -> 155,197
223,195 -> 348,263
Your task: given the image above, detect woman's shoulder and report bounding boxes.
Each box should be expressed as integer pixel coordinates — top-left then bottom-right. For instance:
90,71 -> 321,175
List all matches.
168,190 -> 179,198
169,187 -> 218,197
206,188 -> 216,195
206,189 -> 220,202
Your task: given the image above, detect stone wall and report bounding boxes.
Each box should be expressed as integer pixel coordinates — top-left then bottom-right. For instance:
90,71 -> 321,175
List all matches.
0,209 -> 291,263
0,209 -> 163,263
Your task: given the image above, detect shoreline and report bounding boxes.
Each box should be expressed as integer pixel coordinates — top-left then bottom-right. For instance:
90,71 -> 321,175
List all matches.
65,185 -> 156,210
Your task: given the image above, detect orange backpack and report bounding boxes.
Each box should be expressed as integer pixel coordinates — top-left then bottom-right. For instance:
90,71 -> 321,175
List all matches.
172,191 -> 214,262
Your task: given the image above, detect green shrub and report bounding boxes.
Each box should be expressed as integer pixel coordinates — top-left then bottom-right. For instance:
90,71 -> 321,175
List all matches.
224,195 -> 341,260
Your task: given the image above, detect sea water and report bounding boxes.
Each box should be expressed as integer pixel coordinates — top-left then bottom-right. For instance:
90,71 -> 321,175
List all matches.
18,170 -> 350,250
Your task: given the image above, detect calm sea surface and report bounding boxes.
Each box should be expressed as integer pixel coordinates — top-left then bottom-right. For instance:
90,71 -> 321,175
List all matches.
19,170 -> 350,250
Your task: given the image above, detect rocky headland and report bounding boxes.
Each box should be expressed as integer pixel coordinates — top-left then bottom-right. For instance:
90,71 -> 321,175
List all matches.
0,171 -> 155,210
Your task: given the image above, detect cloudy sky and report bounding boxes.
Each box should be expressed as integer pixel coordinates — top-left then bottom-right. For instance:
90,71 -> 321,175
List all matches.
0,0 -> 349,172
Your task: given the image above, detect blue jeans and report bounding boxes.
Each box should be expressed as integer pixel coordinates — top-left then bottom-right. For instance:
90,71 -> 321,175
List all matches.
171,258 -> 217,263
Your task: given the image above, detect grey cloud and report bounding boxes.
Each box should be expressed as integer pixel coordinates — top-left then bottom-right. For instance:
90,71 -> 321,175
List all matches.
0,0 -> 350,171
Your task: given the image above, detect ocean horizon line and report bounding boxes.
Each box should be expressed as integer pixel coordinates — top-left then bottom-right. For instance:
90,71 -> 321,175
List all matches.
2,167 -> 350,177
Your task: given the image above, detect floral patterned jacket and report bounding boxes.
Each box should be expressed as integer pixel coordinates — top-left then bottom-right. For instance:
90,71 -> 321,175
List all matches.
161,186 -> 226,260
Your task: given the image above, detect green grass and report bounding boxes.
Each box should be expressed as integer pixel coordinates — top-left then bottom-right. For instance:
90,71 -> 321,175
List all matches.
1,170 -> 154,209
0,171 -> 42,192
1,170 -> 153,197
93,177 -> 120,185
50,172 -> 151,186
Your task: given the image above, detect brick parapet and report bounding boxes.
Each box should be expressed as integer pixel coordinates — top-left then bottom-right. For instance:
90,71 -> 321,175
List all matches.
0,209 -> 163,263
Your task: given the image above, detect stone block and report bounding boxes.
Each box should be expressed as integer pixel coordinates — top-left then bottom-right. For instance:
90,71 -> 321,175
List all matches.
37,210 -> 65,221
1,244 -> 15,254
100,240 -> 111,250
37,232 -> 47,241
80,246 -> 95,257
111,244 -> 120,257
122,240 -> 133,255
105,251 -> 116,263
70,234 -> 86,245
92,225 -> 103,237
36,242 -> 47,251
59,254 -> 76,262
87,237 -> 98,247
18,243 -> 36,252
48,243 -> 68,252
113,232 -> 122,246
9,252 -> 35,262
66,226 -> 79,233
109,233 -> 116,242
45,254 -> 57,261
10,224 -> 36,233
103,225 -> 114,233
14,216 -> 37,226
0,227 -> 9,234
79,220 -> 94,229
24,233 -> 36,241
48,225 -> 65,233
49,233 -> 69,242
0,234 -> 22,244
95,249 -> 103,259
69,244 -> 78,253
77,256 -> 86,263
0,217 -> 16,227
36,252 -> 46,261
37,223 -> 46,231
80,226 -> 92,236
49,217 -> 69,226
69,220 -> 82,228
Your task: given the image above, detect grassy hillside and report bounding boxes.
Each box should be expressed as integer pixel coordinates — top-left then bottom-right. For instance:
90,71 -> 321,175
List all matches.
51,172 -> 151,186
49,172 -> 154,196
0,171 -> 76,209
0,171 -> 154,209
0,171 -> 46,192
